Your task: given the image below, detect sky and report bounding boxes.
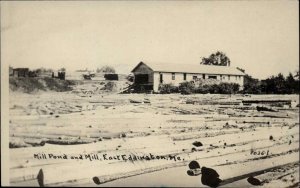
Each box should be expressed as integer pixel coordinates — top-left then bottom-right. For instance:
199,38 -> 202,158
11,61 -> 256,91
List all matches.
1,1 -> 299,79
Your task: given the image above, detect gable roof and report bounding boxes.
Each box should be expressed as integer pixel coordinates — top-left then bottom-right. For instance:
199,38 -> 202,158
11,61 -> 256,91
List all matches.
132,62 -> 246,76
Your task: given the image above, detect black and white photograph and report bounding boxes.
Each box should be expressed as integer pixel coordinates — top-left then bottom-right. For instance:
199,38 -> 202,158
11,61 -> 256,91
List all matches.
1,1 -> 299,187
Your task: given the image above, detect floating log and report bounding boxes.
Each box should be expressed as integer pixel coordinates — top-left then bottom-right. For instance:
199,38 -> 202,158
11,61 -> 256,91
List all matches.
92,162 -> 185,185
242,100 -> 292,107
10,129 -> 117,141
10,170 -> 38,183
186,100 -> 241,106
23,138 -> 46,147
9,133 -> 298,186
256,106 -> 277,112
10,133 -> 59,140
91,146 -> 299,187
220,160 -> 298,186
89,101 -> 115,104
45,138 -> 95,145
129,99 -> 143,103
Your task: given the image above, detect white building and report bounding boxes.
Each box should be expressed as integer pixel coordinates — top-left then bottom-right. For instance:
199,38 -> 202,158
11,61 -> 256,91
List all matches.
131,61 -> 246,92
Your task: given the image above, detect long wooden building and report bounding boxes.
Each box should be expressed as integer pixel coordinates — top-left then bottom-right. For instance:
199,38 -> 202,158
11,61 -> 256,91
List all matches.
131,61 -> 246,92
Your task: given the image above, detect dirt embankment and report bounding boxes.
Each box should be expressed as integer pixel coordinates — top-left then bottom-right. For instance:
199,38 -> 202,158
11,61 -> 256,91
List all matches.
9,77 -> 77,93
9,77 -> 131,94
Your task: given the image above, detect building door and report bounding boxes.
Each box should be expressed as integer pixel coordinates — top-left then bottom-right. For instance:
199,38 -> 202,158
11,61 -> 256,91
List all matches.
135,74 -> 149,84
160,73 -> 163,83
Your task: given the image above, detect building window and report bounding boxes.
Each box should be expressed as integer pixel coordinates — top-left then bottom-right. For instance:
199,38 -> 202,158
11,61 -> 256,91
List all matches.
183,73 -> 187,80
220,75 -> 222,80
172,73 -> 175,80
228,75 -> 230,80
193,76 -> 197,80
208,75 -> 217,79
160,73 -> 163,83
203,74 -> 205,79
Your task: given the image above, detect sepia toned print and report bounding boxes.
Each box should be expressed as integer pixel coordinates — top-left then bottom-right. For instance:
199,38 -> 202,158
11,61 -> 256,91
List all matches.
1,1 -> 299,187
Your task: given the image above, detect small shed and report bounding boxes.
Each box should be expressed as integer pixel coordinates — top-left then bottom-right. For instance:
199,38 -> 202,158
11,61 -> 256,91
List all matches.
104,74 -> 119,81
52,71 -> 66,80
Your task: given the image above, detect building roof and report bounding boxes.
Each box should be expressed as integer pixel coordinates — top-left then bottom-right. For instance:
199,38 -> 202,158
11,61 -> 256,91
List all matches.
132,62 -> 246,76
13,68 -> 29,71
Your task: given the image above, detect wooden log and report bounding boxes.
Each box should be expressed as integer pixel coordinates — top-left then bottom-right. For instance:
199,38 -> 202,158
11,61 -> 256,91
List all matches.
9,137 -> 298,186
89,101 -> 115,103
10,129 -> 117,141
9,179 -> 39,187
11,143 -> 297,186
220,161 -> 299,186
9,125 -> 298,162
10,168 -> 40,183
9,125 -> 298,184
45,138 -> 95,145
97,155 -> 299,187
93,149 -> 299,186
172,129 -> 243,141
23,138 -> 46,147
242,100 -> 292,108
129,99 -> 143,103
92,164 -> 178,185
10,133 -> 60,140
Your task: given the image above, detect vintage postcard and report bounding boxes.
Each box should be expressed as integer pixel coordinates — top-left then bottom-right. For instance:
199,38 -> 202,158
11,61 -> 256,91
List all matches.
1,1 -> 299,187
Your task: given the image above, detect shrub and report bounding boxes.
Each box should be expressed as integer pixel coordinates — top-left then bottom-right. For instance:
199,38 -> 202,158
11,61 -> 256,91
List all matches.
158,82 -> 240,95
214,83 -> 240,94
194,85 -> 210,94
179,81 -> 195,95
185,82 -> 240,94
43,77 -> 74,92
9,77 -> 45,93
159,83 -> 179,94
208,84 -> 220,93
127,74 -> 134,82
102,81 -> 117,91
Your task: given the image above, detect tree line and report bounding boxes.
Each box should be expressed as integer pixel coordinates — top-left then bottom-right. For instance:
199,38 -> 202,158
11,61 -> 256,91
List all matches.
200,51 -> 299,94
243,72 -> 299,94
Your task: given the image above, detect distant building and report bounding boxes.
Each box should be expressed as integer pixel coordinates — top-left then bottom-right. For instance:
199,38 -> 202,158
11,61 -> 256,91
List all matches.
131,61 -> 246,92
104,74 -> 118,81
12,68 -> 29,77
52,71 -> 66,80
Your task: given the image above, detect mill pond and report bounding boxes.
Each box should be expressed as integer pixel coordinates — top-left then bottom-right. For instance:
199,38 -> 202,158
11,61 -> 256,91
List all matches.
9,79 -> 299,187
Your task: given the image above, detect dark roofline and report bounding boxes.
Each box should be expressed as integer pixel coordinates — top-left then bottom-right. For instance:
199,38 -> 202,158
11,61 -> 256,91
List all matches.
132,61 -> 245,76
13,68 -> 29,70
131,61 -> 154,72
